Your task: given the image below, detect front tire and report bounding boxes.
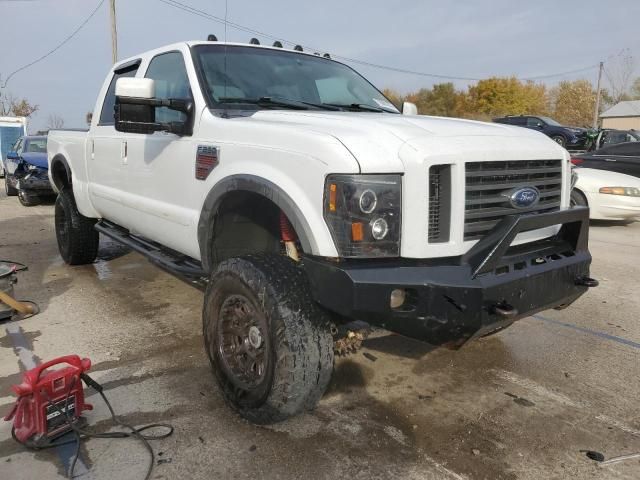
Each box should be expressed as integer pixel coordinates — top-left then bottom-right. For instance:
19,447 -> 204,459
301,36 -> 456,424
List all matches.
203,254 -> 334,424
55,189 -> 99,265
5,176 -> 17,196
570,189 -> 588,208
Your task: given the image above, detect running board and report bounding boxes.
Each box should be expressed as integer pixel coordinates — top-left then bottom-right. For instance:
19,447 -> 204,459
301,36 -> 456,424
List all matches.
95,220 -> 208,287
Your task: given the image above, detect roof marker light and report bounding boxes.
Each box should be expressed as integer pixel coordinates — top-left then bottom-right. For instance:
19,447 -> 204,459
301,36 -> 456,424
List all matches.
250,38 -> 260,45
294,45 -> 303,52
273,41 -> 283,48
207,34 -> 217,41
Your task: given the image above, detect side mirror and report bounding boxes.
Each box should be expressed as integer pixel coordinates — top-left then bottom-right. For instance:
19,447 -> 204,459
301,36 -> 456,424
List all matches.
402,102 -> 418,116
6,151 -> 19,160
114,77 -> 193,135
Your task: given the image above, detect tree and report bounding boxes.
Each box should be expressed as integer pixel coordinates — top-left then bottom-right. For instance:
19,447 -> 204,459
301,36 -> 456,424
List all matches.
604,49 -> 636,104
0,91 -> 39,117
630,77 -> 640,100
405,83 -> 465,117
47,113 -> 65,130
382,88 -> 404,110
548,80 -> 595,127
466,77 -> 547,118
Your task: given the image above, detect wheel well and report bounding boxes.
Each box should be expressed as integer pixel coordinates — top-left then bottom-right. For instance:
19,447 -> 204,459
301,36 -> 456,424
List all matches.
209,191 -> 297,267
50,156 -> 71,191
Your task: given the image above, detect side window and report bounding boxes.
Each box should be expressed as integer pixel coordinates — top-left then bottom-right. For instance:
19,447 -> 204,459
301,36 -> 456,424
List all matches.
145,52 -> 192,123
99,63 -> 140,125
510,117 -> 526,126
526,117 -> 542,127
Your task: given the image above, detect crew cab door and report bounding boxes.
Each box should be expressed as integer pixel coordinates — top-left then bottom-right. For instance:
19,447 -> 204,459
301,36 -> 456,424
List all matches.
123,50 -> 200,254
88,60 -> 140,227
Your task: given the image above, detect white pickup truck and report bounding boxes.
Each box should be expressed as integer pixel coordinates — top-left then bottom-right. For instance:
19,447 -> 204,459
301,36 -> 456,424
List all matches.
48,40 -> 597,423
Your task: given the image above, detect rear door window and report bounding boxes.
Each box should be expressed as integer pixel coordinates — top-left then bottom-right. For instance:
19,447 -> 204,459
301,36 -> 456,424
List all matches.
99,62 -> 140,125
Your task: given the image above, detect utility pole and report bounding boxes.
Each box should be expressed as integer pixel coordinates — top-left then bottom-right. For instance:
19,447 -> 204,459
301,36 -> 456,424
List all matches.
593,61 -> 603,128
109,0 -> 118,64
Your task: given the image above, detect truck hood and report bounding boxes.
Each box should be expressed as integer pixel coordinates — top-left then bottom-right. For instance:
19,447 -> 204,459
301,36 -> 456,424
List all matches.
249,111 -> 557,172
20,152 -> 48,169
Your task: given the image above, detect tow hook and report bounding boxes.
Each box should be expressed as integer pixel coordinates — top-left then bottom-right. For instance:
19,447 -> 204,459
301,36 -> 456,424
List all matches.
575,276 -> 599,287
490,302 -> 519,319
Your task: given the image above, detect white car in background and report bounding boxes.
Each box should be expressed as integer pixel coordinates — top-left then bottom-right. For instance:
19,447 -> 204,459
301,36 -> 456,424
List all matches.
571,168 -> 640,221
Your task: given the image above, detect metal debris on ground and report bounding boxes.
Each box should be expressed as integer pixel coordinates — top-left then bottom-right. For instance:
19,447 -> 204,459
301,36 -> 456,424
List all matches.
362,352 -> 378,362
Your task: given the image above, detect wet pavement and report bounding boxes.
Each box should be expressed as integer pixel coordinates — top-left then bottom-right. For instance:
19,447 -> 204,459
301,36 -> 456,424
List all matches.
0,189 -> 639,480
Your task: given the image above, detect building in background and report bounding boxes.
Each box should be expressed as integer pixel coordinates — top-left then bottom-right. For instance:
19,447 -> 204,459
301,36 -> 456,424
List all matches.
600,101 -> 640,130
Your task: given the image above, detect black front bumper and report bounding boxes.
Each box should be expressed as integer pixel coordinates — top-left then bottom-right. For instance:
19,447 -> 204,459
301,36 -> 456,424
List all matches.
15,169 -> 54,194
304,207 -> 594,347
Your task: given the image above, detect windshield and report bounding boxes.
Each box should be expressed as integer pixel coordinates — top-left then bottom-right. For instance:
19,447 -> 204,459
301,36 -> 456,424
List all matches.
192,45 -> 399,113
24,137 -> 47,153
538,116 -> 562,127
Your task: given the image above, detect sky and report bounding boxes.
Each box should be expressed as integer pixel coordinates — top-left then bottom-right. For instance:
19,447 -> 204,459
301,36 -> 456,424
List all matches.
1,0 -> 639,133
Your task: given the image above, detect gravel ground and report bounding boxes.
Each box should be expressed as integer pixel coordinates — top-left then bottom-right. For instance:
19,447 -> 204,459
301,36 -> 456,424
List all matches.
0,188 -> 639,480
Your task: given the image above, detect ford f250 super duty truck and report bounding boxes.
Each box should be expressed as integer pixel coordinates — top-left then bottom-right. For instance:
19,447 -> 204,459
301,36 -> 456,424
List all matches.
48,40 -> 597,424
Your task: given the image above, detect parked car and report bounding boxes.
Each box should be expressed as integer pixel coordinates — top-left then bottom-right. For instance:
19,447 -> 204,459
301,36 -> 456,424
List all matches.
1,116 -> 28,179
493,115 -> 587,149
48,40 -> 595,424
571,141 -> 640,178
592,129 -> 640,150
572,167 -> 640,221
4,135 -> 54,205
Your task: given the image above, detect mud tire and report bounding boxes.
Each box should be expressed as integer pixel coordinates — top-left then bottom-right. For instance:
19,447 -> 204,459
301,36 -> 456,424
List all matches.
203,254 -> 334,424
54,189 -> 99,265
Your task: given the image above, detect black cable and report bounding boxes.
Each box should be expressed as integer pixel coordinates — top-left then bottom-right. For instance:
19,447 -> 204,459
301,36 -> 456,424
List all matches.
156,0 -> 600,82
12,373 -> 173,480
1,0 -> 106,88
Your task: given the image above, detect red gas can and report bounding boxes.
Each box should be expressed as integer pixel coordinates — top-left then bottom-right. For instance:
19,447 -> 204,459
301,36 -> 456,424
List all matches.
4,355 -> 93,446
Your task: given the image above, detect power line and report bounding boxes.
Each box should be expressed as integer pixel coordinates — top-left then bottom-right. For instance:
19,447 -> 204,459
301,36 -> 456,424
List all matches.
1,0 -> 105,89
156,0 -> 599,83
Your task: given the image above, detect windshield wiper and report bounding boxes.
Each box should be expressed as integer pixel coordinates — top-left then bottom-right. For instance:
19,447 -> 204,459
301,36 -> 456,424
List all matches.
218,96 -> 339,111
323,103 -> 391,113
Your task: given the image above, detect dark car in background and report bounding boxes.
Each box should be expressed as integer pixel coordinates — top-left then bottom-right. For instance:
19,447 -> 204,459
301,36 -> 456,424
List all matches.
3,135 -> 54,206
493,115 -> 587,149
592,129 -> 640,151
571,141 -> 640,179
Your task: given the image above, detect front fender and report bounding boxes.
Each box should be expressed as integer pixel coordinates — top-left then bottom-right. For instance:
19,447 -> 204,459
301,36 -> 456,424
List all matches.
197,174 -> 333,272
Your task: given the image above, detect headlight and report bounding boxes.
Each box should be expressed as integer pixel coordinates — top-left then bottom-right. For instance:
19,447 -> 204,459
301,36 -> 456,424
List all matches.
324,174 -> 401,257
599,187 -> 640,197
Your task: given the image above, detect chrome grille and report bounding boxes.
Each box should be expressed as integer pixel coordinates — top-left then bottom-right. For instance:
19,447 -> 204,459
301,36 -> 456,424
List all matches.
428,165 -> 451,243
464,160 -> 563,241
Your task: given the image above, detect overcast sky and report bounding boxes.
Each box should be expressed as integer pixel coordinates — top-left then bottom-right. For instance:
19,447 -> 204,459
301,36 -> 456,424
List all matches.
2,0 -> 639,132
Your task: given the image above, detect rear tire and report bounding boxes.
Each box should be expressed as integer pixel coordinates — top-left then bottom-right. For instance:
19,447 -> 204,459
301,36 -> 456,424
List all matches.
55,189 -> 99,265
5,176 -> 17,196
203,254 -> 334,424
18,189 -> 39,206
570,189 -> 588,208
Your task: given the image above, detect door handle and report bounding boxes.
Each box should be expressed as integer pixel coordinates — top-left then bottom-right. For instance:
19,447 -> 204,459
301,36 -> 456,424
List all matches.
121,140 -> 128,164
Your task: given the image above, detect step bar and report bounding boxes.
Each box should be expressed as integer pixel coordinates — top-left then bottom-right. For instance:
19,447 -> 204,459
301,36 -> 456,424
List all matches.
95,220 -> 208,288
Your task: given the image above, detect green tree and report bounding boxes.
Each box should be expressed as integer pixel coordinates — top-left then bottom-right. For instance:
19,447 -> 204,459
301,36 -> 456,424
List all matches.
548,80 -> 595,127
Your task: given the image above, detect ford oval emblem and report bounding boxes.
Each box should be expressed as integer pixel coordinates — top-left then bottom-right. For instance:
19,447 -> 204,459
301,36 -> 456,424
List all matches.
508,187 -> 540,209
